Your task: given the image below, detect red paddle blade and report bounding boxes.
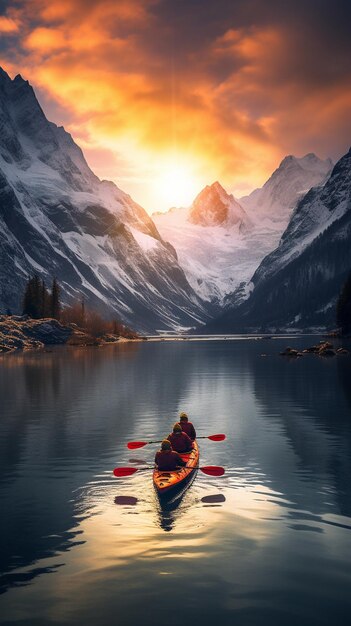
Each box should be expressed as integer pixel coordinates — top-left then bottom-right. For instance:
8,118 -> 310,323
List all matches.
208,434 -> 226,441
200,466 -> 225,476
127,441 -> 148,449
113,467 -> 138,477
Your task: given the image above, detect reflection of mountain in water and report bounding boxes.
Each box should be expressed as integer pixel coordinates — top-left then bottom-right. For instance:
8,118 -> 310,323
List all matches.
1,339 -> 350,594
0,343 -> 209,592
249,348 -> 351,517
337,347 -> 351,414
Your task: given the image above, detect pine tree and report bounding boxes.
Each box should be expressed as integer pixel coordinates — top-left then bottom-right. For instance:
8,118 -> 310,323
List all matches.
32,275 -> 42,318
22,278 -> 33,316
51,278 -> 61,320
41,281 -> 50,318
336,272 -> 351,335
22,275 -> 42,318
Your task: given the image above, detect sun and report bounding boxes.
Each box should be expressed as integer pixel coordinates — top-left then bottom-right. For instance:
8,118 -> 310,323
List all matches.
154,161 -> 202,209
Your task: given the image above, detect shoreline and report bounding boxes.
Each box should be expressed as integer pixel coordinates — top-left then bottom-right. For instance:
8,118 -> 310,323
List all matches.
0,315 -> 141,355
1,315 -> 347,355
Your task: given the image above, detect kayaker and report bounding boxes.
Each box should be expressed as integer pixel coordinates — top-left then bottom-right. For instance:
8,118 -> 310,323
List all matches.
179,412 -> 196,440
167,423 -> 193,453
155,440 -> 186,470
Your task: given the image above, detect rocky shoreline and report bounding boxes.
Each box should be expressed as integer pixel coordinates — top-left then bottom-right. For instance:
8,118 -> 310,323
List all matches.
0,316 -> 139,354
280,340 -> 349,358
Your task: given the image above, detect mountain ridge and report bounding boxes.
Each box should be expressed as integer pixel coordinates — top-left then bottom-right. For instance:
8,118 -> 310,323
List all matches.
240,152 -> 333,227
203,147 -> 351,332
154,155 -> 332,306
0,67 -> 210,333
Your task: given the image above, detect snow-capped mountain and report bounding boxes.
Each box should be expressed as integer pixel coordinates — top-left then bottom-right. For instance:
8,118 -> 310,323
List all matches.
252,150 -> 350,287
241,153 -> 333,227
189,181 -> 251,229
154,182 -> 265,303
204,148 -> 351,332
0,67 -> 209,333
154,159 -> 332,306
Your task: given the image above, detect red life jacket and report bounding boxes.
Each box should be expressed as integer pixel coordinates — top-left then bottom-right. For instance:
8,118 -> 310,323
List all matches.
167,431 -> 193,453
155,450 -> 185,470
180,421 -> 196,440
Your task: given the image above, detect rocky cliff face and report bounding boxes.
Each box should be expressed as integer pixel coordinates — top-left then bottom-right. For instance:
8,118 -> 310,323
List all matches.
205,148 -> 351,332
189,181 -> 251,230
0,68 -> 209,333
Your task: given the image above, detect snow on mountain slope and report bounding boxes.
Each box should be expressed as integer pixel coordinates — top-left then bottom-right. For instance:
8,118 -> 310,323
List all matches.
240,153 -> 333,227
0,68 -> 209,333
154,182 -> 264,302
204,148 -> 351,333
154,176 -> 310,304
252,149 -> 350,287
154,157 -> 332,306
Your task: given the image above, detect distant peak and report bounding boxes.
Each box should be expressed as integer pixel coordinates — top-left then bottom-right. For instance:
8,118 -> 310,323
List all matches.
210,181 -> 227,193
194,181 -> 230,205
189,180 -> 249,228
302,152 -> 318,160
278,153 -> 332,172
198,181 -> 232,202
0,66 -> 11,82
13,74 -> 28,85
279,155 -> 296,167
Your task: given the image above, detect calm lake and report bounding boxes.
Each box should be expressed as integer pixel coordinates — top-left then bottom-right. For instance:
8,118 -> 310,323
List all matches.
1,338 -> 351,626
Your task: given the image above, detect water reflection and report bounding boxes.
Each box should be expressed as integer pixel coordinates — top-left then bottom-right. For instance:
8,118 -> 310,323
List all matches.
0,340 -> 351,625
249,345 -> 351,518
115,496 -> 138,506
156,489 -> 199,533
201,493 -> 226,504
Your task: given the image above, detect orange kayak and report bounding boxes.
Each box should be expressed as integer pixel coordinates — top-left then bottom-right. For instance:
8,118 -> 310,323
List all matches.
153,441 -> 199,496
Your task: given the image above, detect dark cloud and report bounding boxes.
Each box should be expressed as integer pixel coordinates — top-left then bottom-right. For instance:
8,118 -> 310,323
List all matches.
0,0 -> 350,210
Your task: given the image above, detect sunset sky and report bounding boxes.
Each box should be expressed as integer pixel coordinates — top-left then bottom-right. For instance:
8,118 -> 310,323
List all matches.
1,0 -> 351,212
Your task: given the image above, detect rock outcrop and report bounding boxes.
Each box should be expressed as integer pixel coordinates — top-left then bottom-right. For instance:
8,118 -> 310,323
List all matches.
0,316 -> 72,352
0,315 -> 138,353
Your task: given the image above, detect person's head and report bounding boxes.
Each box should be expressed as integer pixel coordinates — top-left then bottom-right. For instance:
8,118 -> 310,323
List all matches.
161,439 -> 171,451
179,412 -> 188,422
173,423 -> 182,434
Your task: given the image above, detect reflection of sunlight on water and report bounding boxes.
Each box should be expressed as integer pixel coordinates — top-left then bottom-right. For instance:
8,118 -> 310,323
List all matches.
2,340 -> 351,625
73,460 -> 291,545
62,466 -> 317,610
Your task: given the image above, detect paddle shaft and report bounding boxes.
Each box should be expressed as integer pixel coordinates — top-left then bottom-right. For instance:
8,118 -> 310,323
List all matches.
127,434 -> 225,448
113,465 -> 224,477
144,436 -> 220,443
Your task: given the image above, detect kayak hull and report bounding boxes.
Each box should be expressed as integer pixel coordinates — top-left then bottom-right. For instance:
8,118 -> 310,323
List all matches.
153,441 -> 199,497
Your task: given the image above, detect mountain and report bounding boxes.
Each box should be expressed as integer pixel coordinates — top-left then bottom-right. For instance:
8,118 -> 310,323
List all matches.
189,181 -> 250,229
204,148 -> 351,332
154,182 -> 265,303
154,158 -> 331,306
0,67 -> 210,333
241,153 -> 333,227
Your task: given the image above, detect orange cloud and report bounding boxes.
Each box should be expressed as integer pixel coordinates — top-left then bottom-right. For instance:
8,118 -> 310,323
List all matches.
1,0 -> 350,211
0,15 -> 19,32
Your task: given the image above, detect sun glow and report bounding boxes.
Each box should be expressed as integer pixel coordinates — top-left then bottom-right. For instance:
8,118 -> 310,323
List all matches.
154,161 -> 203,209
